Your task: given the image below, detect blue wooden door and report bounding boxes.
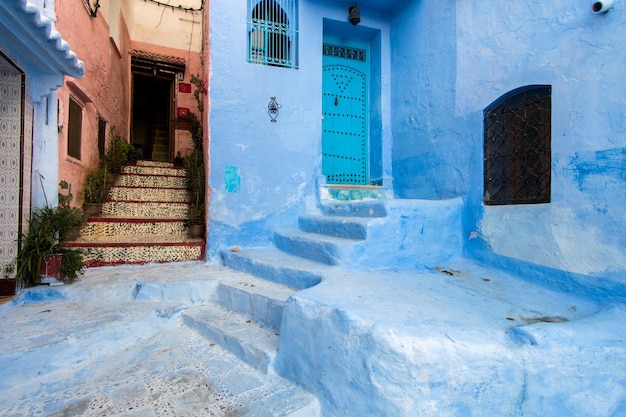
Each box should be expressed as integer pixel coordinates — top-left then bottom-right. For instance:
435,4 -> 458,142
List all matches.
322,38 -> 369,184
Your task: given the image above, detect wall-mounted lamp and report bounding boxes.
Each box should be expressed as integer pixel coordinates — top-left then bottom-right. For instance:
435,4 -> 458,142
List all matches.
84,0 -> 100,17
592,0 -> 614,13
349,4 -> 361,26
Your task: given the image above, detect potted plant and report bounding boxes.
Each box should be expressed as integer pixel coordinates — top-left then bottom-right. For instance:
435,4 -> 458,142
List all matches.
0,262 -> 17,296
82,163 -> 113,216
58,180 -> 87,240
186,204 -> 205,238
16,206 -> 84,287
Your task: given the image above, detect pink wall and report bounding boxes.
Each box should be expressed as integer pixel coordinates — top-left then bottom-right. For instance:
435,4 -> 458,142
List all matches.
54,0 -> 205,207
56,0 -> 131,205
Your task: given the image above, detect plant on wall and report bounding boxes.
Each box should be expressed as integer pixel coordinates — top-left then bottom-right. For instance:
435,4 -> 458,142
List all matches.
182,111 -> 206,234
82,126 -> 135,213
190,74 -> 206,112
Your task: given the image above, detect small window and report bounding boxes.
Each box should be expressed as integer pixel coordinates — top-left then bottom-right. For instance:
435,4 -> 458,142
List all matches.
248,0 -> 298,69
97,117 -> 107,158
484,85 -> 551,205
67,97 -> 82,160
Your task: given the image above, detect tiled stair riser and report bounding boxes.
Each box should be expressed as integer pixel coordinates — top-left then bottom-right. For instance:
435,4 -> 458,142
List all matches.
69,160 -> 204,266
108,187 -> 188,203
115,174 -> 186,188
122,165 -> 184,177
79,221 -> 187,238
102,201 -> 189,218
137,160 -> 172,168
81,244 -> 202,265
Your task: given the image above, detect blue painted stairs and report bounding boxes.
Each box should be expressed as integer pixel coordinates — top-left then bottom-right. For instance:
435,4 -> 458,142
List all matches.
183,196 -> 463,373
181,200 -> 385,376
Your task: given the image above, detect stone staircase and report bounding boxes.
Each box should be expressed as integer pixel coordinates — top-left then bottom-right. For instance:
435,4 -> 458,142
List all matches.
66,160 -> 204,266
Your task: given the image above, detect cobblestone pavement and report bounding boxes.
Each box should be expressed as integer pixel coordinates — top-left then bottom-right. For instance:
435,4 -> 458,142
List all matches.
0,262 -> 318,417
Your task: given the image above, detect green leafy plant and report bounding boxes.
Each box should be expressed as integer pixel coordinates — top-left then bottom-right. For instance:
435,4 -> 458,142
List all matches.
104,127 -> 135,176
57,181 -> 87,236
190,74 -> 206,112
3,262 -> 15,279
16,207 -> 84,287
186,204 -> 205,227
83,165 -> 111,204
182,111 -> 205,229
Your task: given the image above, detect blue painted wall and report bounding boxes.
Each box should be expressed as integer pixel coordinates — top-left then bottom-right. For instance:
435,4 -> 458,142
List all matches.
208,0 -> 393,260
390,0 -> 626,297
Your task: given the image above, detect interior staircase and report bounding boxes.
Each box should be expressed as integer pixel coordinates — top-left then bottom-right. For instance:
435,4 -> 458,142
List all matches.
67,160 -> 204,266
151,117 -> 170,161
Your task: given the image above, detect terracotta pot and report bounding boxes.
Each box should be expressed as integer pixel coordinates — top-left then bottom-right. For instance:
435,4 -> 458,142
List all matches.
187,224 -> 205,238
83,203 -> 102,216
0,278 -> 17,296
60,226 -> 81,241
40,254 -> 64,281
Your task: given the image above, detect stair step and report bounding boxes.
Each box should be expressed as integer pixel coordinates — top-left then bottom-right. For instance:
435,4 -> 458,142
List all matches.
182,305 -> 279,373
218,270 -> 297,331
136,160 -> 173,168
326,185 -> 384,201
321,200 -> 387,218
299,214 -> 370,240
79,217 -> 187,239
222,247 -> 326,289
116,173 -> 186,188
108,186 -> 188,203
67,240 -> 204,266
121,165 -> 185,177
273,229 -> 362,266
102,201 -> 188,218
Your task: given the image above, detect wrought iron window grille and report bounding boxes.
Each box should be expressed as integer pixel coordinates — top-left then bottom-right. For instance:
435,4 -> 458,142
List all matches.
483,85 -> 552,205
248,0 -> 299,69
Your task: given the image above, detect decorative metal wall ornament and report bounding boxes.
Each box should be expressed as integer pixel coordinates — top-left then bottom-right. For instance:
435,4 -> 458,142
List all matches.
349,4 -> 361,26
322,43 -> 366,62
268,96 -> 281,122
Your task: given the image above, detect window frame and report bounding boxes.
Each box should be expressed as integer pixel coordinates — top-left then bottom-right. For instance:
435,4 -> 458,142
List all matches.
483,85 -> 552,205
247,0 -> 299,69
67,96 -> 83,160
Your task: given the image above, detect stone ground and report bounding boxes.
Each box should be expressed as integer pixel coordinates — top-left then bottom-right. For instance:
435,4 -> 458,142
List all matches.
0,262 -> 319,417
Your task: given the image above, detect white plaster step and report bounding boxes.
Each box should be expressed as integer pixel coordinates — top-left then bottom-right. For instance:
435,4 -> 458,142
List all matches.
182,304 -> 279,373
222,246 -> 329,289
79,218 -> 187,238
108,186 -> 188,203
122,164 -> 185,177
102,201 -> 188,218
218,270 -> 297,331
273,229 -> 364,266
298,214 -> 371,240
115,173 -> 186,188
320,199 -> 387,218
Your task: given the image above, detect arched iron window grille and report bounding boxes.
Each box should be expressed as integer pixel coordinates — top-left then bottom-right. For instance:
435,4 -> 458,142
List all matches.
248,0 -> 298,69
483,85 -> 552,205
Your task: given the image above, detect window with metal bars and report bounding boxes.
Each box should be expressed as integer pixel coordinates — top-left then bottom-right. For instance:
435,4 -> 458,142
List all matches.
483,85 -> 551,205
248,0 -> 298,69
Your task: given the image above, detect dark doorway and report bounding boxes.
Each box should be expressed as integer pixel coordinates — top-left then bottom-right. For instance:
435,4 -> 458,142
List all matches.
131,74 -> 172,161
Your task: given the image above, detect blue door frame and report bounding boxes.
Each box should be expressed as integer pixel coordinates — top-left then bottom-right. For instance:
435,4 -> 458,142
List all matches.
322,36 -> 370,184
